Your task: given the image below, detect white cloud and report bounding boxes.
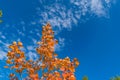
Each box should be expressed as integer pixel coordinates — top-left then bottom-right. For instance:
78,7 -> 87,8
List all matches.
27,45 -> 34,51
37,3 -> 78,30
17,29 -> 25,36
55,37 -> 65,51
32,38 -> 37,44
0,40 -> 11,60
0,32 -> 6,39
28,51 -> 38,60
105,0 -> 111,4
1,35 -> 6,39
37,0 -> 114,30
91,0 -> 106,16
0,0 -> 115,60
70,0 -> 114,17
0,51 -> 7,60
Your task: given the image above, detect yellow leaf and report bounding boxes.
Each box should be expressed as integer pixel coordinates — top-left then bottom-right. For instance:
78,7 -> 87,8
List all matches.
13,41 -> 17,45
18,41 -> 23,47
4,66 -> 8,68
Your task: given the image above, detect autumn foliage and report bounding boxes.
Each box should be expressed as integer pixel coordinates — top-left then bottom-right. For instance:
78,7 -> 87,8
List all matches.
4,23 -> 79,80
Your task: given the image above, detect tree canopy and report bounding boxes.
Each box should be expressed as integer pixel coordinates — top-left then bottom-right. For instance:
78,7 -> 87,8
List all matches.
4,23 -> 79,80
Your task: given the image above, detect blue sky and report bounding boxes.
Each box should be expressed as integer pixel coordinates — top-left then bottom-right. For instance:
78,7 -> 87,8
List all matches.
0,0 -> 120,80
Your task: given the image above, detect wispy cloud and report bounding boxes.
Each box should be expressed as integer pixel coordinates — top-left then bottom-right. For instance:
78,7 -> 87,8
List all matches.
0,0 -> 115,60
37,3 -> 78,30
90,0 -> 111,16
0,41 -> 10,60
28,51 -> 38,60
55,37 -> 65,51
37,0 -> 115,30
0,51 -> 7,60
